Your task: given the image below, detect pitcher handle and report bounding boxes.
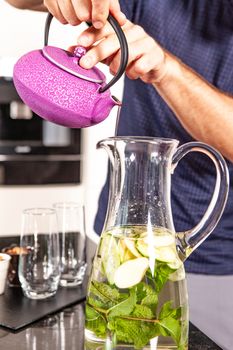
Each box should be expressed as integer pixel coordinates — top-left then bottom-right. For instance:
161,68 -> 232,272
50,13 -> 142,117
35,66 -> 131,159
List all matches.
172,142 -> 229,261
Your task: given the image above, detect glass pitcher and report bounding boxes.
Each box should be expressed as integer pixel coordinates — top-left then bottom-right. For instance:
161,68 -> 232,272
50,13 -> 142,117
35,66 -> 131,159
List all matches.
85,137 -> 229,350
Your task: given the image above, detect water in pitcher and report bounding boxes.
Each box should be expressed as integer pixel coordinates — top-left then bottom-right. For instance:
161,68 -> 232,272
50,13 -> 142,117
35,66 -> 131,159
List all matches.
85,225 -> 188,350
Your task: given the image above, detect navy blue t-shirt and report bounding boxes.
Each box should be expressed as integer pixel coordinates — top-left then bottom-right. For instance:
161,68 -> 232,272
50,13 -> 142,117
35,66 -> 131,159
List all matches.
94,0 -> 233,275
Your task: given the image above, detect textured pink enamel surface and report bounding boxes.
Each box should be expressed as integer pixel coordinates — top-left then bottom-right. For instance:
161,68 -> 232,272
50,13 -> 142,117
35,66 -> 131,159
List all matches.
13,49 -> 115,128
43,46 -> 106,82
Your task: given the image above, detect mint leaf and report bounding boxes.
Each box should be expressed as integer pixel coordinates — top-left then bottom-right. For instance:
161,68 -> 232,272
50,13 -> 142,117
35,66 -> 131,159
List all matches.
108,288 -> 136,318
86,304 -> 100,321
112,318 -> 160,349
135,282 -> 148,302
141,292 -> 158,308
136,282 -> 158,307
159,316 -> 181,344
154,261 -> 175,293
85,304 -> 107,338
92,281 -> 122,301
89,281 -> 125,309
108,319 -> 134,345
87,296 -> 107,310
132,304 -> 154,319
158,301 -> 183,346
159,301 -> 181,320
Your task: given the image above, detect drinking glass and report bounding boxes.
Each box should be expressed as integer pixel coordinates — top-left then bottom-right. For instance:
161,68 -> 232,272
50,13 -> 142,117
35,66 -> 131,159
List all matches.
53,202 -> 87,287
18,208 -> 60,300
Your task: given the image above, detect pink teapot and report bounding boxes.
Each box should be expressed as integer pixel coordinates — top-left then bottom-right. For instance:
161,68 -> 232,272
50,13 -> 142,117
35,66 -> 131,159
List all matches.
13,14 -> 128,128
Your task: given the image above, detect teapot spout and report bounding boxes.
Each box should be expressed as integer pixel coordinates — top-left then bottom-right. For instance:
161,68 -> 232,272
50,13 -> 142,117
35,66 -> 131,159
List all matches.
92,95 -> 121,125
111,95 -> 122,105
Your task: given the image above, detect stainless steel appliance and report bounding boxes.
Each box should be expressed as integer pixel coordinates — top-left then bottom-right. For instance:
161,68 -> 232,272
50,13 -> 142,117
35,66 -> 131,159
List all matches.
0,77 -> 81,185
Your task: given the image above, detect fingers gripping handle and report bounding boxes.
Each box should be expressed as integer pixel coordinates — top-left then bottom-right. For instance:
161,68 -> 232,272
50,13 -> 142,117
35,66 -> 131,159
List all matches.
44,13 -> 129,93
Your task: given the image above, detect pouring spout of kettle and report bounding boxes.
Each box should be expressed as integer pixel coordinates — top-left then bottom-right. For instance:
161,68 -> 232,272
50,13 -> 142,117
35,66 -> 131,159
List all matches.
111,96 -> 122,106
91,94 -> 121,126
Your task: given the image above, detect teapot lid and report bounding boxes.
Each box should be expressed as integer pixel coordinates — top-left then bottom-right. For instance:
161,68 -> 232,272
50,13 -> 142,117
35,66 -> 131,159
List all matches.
42,46 -> 105,84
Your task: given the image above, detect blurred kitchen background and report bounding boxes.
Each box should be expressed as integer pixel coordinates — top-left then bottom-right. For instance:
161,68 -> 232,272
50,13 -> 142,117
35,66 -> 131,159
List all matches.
0,1 -> 124,242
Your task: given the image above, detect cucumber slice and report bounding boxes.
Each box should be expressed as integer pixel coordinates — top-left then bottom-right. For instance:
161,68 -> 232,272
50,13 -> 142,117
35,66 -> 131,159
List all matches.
135,240 -> 149,257
118,239 -> 135,263
141,234 -> 175,247
136,232 -> 178,261
99,234 -> 121,285
124,238 -> 142,258
167,256 -> 182,269
169,264 -> 185,281
154,246 -> 178,263
114,257 -> 149,289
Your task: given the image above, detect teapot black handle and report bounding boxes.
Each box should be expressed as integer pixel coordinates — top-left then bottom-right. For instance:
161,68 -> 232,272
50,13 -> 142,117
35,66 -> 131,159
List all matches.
44,13 -> 128,93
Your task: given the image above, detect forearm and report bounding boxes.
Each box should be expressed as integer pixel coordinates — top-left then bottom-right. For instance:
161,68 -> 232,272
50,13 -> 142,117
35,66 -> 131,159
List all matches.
5,0 -> 46,11
154,53 -> 233,162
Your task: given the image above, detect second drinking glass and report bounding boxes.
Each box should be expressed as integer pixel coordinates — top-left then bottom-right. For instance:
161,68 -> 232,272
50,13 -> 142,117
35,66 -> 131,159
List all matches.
18,208 -> 60,300
53,202 -> 87,287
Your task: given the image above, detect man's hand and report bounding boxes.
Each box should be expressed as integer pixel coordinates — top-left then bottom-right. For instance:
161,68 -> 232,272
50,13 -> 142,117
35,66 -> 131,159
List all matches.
5,0 -> 46,11
43,0 -> 126,28
74,20 -> 168,84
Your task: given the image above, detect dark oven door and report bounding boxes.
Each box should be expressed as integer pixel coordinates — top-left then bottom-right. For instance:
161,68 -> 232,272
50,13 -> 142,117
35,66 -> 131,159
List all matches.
0,144 -> 81,185
0,77 -> 82,185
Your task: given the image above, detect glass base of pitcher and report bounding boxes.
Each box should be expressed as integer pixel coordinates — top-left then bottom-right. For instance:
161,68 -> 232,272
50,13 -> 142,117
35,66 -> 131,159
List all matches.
85,329 -> 187,350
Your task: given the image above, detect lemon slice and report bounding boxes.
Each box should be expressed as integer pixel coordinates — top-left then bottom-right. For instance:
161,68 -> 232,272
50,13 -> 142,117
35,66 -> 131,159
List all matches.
114,257 -> 149,289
